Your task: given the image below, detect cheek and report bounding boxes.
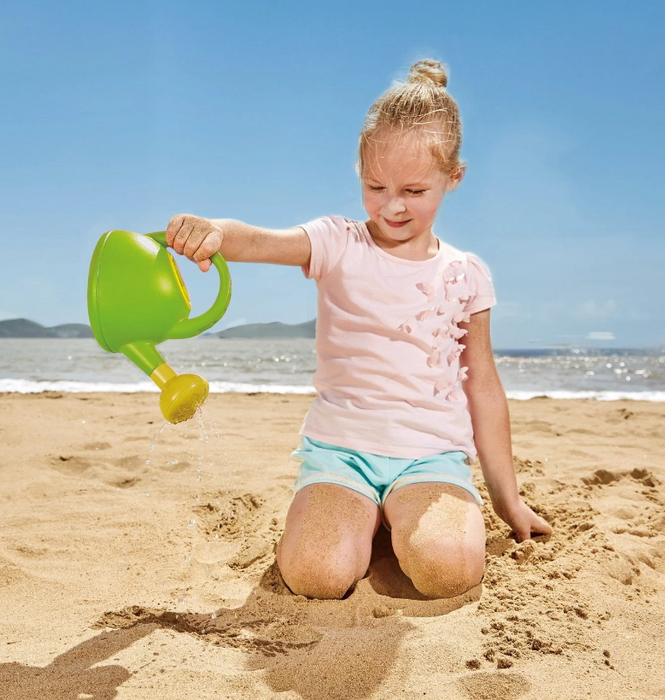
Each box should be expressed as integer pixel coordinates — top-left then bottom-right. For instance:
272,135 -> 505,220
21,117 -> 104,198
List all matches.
415,195 -> 444,220
362,192 -> 380,213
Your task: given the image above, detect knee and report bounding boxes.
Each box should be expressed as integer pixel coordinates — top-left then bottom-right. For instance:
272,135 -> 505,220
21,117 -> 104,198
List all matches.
277,548 -> 360,600
398,537 -> 485,599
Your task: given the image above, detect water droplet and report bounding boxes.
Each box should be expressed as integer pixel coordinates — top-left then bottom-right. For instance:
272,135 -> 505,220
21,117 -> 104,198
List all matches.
146,493 -> 151,497
188,519 -> 196,528
81,420 -> 86,424
211,612 -> 217,619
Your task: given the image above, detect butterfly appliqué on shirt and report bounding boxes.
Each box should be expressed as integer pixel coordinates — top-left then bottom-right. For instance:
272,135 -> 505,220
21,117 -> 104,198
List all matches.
397,257 -> 475,400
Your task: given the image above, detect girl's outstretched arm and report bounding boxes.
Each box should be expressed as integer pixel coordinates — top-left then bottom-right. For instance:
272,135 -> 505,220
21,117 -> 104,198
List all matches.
165,213 -> 311,271
460,310 -> 553,542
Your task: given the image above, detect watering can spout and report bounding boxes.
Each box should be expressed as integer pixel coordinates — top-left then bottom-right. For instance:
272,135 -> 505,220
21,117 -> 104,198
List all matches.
150,362 -> 210,424
120,342 -> 210,424
87,230 -> 231,423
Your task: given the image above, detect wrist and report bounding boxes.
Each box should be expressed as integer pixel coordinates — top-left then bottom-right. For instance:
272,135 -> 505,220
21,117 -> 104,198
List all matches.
489,490 -> 521,518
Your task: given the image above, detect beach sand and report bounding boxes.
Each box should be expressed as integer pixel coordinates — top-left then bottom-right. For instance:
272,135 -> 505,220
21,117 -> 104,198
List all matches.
1,392 -> 664,699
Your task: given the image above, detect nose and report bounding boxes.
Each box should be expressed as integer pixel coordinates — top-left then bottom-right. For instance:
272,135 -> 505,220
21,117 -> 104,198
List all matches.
385,195 -> 406,215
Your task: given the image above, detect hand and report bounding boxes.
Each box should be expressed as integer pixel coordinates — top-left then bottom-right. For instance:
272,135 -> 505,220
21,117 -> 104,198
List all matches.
495,498 -> 553,542
166,214 -> 223,272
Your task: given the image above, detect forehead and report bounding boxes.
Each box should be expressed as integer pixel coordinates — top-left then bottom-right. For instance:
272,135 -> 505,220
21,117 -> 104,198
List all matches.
363,131 -> 440,184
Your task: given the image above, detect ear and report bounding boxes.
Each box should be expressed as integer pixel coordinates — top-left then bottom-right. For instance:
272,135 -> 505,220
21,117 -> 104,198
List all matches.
446,164 -> 466,192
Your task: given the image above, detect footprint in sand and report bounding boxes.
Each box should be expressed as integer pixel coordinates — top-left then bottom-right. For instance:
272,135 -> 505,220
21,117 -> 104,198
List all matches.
582,467 -> 660,490
51,455 -> 92,475
192,492 -> 275,570
50,453 -> 147,490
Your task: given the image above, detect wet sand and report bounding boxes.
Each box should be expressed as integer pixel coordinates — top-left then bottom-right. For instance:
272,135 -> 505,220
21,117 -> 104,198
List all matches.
1,392 -> 664,699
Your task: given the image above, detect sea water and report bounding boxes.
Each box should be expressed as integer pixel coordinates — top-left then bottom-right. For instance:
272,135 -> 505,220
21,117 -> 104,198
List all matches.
1,337 -> 664,400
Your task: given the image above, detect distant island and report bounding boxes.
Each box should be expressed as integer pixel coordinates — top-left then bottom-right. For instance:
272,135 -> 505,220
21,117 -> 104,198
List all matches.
0,318 -> 316,339
0,318 -> 94,338
207,319 -> 315,339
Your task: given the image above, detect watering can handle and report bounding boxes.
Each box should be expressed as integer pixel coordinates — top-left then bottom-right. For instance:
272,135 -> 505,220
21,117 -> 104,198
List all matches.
146,231 -> 232,339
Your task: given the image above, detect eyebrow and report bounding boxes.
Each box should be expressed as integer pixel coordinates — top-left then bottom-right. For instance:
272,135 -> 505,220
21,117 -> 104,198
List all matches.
365,179 -> 431,187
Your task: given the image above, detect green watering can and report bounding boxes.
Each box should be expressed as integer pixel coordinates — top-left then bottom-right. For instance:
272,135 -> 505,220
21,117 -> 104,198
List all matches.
87,230 -> 231,423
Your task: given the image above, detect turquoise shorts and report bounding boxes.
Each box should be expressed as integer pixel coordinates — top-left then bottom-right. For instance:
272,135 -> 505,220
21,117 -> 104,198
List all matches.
291,436 -> 483,509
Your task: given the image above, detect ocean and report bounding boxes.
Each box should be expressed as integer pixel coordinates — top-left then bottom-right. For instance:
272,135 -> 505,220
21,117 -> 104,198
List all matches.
1,338 -> 664,401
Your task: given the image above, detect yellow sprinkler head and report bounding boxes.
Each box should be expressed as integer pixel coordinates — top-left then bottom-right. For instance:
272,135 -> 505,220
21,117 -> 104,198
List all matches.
151,364 -> 210,424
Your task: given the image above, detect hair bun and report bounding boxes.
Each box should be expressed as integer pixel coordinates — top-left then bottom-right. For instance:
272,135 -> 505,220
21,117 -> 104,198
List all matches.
406,59 -> 448,88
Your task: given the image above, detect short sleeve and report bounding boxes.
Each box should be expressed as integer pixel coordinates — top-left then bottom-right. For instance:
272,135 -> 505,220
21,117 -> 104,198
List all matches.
463,253 -> 497,315
298,215 -> 351,281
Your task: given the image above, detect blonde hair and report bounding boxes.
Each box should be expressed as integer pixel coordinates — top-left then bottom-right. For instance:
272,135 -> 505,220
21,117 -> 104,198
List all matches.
357,59 -> 463,178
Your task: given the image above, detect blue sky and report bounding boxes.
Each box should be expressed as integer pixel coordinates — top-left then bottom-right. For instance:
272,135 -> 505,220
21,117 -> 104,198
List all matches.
2,1 -> 663,348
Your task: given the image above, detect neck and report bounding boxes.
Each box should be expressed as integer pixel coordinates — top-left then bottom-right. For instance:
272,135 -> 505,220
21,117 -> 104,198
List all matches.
365,220 -> 439,261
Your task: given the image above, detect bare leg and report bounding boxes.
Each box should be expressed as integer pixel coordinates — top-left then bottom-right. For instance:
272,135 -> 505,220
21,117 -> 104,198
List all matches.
383,482 -> 486,598
277,484 -> 381,599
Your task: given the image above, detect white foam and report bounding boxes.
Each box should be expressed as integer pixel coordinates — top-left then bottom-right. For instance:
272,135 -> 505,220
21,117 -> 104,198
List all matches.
0,379 -> 160,393
0,378 -> 316,395
208,381 -> 316,395
505,390 -> 665,402
1,379 -> 664,401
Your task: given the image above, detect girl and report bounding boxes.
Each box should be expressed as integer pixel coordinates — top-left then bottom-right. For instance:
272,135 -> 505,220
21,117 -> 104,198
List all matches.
166,59 -> 552,600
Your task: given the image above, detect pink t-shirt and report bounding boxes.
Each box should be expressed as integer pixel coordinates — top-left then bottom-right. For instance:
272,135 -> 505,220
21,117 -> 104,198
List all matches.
298,215 -> 497,461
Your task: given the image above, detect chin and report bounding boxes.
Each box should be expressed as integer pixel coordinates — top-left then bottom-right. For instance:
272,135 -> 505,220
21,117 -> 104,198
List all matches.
381,225 -> 416,241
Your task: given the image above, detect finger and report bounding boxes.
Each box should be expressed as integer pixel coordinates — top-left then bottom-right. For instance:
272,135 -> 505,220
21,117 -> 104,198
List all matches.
173,217 -> 195,255
192,232 -> 222,263
198,259 -> 211,272
532,515 -> 553,535
166,215 -> 185,248
183,227 -> 210,260
514,527 -> 530,543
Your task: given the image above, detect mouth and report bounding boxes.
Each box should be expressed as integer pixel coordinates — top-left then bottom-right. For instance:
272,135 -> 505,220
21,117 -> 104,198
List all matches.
383,218 -> 411,228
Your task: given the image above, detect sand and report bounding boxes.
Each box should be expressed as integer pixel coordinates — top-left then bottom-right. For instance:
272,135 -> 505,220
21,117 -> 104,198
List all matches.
1,392 -> 664,699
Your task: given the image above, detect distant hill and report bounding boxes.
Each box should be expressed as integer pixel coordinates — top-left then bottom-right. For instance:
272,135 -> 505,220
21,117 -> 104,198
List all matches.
210,319 -> 316,339
0,317 -> 316,339
0,318 -> 93,338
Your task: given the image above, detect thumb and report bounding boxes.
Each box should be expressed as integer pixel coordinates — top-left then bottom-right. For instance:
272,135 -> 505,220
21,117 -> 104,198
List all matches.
197,259 -> 211,272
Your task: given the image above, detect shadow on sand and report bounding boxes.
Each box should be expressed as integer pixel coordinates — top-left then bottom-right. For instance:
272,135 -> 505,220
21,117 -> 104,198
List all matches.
0,624 -> 157,700
1,526 -> 481,699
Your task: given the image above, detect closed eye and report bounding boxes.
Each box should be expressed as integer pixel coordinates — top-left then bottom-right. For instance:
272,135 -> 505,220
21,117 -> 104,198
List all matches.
366,185 -> 427,195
